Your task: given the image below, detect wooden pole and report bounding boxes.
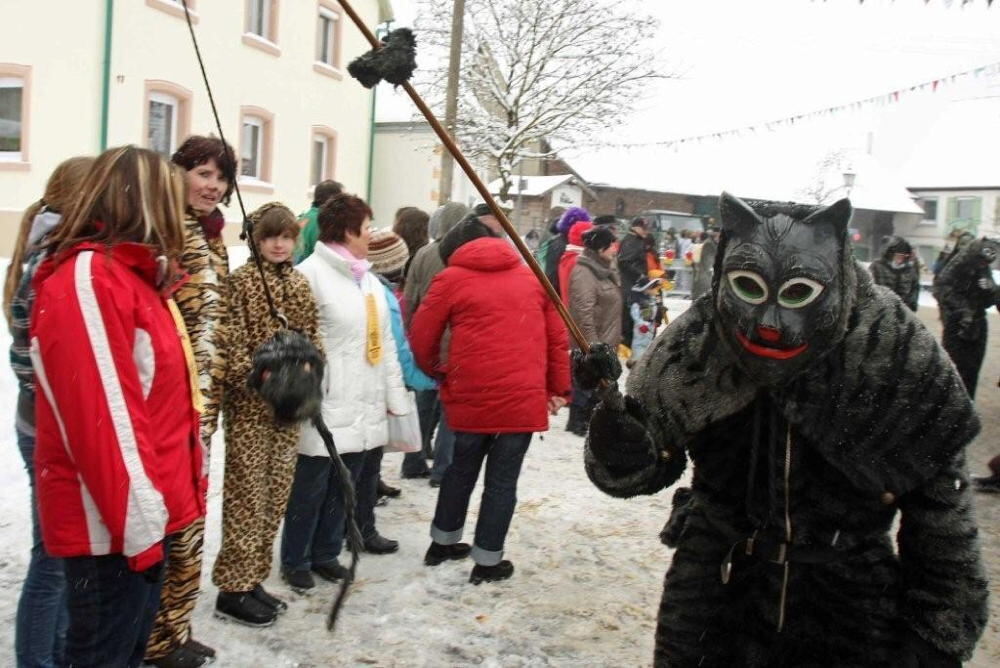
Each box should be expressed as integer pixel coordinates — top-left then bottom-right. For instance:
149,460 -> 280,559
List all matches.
337,0 -> 590,352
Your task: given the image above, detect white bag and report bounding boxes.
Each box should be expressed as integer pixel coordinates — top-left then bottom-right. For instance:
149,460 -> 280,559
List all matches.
385,391 -> 421,453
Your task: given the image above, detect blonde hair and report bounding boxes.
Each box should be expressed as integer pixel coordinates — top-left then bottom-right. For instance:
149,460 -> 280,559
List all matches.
47,146 -> 188,262
4,156 -> 95,325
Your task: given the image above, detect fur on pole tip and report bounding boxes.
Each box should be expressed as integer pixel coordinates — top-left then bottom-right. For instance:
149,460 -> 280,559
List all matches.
248,329 -> 326,426
347,27 -> 418,89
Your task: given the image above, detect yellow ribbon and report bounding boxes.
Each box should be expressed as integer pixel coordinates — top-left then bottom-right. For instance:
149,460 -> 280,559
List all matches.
365,293 -> 382,366
167,298 -> 206,414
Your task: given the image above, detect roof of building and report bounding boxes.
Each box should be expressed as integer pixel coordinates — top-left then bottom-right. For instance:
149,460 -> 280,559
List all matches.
487,174 -> 596,199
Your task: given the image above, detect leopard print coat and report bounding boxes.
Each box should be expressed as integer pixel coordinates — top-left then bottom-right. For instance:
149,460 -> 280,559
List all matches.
175,211 -> 229,452
212,260 -> 322,592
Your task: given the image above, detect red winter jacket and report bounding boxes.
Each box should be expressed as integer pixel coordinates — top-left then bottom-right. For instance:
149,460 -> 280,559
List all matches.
30,243 -> 205,571
411,237 -> 571,433
557,222 -> 594,304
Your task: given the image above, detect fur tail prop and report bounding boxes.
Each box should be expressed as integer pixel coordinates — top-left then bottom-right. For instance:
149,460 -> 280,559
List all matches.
347,27 -> 417,88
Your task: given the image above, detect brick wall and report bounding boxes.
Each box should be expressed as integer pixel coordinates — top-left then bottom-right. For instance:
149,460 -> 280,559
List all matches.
589,186 -> 696,219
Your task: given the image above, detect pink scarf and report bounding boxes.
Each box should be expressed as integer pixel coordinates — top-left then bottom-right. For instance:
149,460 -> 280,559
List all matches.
327,242 -> 371,284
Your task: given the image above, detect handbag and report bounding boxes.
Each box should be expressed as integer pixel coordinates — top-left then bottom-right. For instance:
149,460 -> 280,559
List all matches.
385,391 -> 422,453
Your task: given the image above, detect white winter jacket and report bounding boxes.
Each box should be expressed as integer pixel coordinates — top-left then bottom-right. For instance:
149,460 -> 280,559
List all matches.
296,242 -> 410,456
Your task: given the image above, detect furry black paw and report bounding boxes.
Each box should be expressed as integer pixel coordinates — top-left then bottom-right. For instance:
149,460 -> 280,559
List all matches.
587,395 -> 657,473
899,631 -> 961,668
572,342 -> 622,391
249,330 -> 325,426
347,28 -> 417,89
660,486 -> 694,547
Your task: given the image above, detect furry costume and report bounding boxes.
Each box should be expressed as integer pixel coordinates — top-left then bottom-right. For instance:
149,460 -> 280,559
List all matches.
577,194 -> 988,667
870,236 -> 920,312
932,236 -> 1000,398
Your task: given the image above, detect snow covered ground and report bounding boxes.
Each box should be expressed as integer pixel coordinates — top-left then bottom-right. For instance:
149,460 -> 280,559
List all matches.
0,257 -> 995,666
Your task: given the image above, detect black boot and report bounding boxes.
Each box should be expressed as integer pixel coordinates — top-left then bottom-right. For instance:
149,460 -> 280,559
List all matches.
252,584 -> 288,614
424,541 -> 472,566
148,644 -> 209,667
973,475 -> 1000,494
565,406 -> 588,437
469,560 -> 515,585
214,591 -> 278,627
377,478 -> 402,498
183,639 -> 216,662
281,568 -> 315,593
363,532 -> 400,554
312,560 -> 350,583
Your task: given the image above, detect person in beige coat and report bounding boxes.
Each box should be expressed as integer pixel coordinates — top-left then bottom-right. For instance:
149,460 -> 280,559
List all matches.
566,226 -> 622,435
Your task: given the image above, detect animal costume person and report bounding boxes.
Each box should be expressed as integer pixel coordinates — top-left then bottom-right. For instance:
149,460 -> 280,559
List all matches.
574,194 -> 988,667
932,236 -> 1000,398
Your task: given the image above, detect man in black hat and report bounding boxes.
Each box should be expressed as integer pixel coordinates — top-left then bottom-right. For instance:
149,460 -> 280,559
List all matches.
617,217 -> 651,348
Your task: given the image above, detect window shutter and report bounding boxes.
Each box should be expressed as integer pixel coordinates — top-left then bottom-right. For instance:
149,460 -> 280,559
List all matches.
946,197 -> 959,224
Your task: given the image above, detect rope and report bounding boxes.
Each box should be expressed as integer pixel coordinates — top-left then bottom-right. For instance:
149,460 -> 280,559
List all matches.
179,0 -> 285,328
179,0 -> 360,631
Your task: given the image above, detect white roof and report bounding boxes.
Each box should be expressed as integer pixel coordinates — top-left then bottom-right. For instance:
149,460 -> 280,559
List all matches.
487,175 -> 577,197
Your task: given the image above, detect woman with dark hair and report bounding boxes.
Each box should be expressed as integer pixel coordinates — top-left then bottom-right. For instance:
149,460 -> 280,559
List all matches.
31,145 -> 203,668
144,135 -> 237,667
281,194 -> 409,591
392,207 -> 430,276
8,155 -> 94,668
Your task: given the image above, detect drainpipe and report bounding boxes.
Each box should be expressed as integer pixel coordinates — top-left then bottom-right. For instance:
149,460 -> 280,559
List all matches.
99,0 -> 114,150
366,21 -> 391,203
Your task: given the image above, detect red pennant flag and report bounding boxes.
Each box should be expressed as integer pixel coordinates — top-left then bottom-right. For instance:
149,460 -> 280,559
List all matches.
932,80 -> 939,92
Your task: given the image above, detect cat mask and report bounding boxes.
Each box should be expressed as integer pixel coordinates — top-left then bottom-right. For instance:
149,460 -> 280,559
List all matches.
713,193 -> 854,387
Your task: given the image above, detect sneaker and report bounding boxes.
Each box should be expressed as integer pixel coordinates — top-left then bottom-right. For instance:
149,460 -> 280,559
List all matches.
424,541 -> 472,566
281,568 -> 315,593
148,644 -> 210,667
214,591 -> 278,628
377,479 -> 402,498
252,584 -> 288,614
469,560 -> 515,585
973,475 -> 1000,494
183,638 -> 216,661
363,533 -> 400,554
312,560 -> 350,583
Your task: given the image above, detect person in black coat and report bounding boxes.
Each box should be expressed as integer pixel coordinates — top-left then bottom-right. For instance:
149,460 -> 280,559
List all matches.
869,236 -> 921,311
617,217 -> 651,347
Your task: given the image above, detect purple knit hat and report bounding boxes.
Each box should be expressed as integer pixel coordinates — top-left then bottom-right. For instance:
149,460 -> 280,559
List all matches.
557,206 -> 591,234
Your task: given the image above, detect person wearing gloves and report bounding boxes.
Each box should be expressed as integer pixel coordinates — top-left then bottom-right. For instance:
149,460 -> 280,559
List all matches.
30,146 -> 204,668
281,194 -> 410,592
411,227 -> 571,585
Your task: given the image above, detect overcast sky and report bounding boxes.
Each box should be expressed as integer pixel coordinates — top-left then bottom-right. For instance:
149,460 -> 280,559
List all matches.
378,0 -> 1000,196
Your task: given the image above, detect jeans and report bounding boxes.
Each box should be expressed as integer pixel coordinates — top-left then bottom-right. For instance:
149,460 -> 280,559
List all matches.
63,549 -> 165,668
356,448 -> 383,540
429,407 -> 456,483
430,432 -> 532,566
281,452 -> 366,571
15,422 -> 68,668
401,389 -> 440,476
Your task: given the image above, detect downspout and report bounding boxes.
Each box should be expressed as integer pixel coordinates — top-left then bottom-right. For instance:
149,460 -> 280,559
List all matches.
366,21 -> 392,202
99,0 -> 114,150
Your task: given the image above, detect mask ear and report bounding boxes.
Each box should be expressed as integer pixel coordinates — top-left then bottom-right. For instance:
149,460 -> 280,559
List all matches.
802,198 -> 852,239
719,192 -> 761,237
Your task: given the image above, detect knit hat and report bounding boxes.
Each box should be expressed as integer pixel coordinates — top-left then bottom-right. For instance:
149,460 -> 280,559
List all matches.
582,226 -> 616,251
368,228 -> 410,276
438,215 -> 499,265
568,221 -> 594,246
630,216 -> 649,230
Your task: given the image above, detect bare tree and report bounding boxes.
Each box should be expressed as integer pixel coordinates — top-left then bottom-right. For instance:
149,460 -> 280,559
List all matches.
797,150 -> 851,205
416,0 -> 666,202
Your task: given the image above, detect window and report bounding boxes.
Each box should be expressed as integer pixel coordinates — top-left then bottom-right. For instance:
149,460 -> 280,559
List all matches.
918,197 -> 938,226
244,0 -> 279,53
146,0 -> 198,22
239,106 -> 274,189
955,197 -> 979,221
946,196 -> 982,235
316,3 -> 340,67
310,126 -> 337,185
0,76 -> 24,160
144,81 -> 191,160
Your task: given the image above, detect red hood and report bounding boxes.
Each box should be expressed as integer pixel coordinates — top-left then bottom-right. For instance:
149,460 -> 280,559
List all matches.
33,242 -> 189,296
448,237 -> 522,272
568,222 -> 594,246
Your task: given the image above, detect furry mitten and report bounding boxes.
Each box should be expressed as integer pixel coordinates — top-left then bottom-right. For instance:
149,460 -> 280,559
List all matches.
659,486 -> 694,547
572,342 -> 622,391
899,631 -> 960,668
587,394 -> 658,475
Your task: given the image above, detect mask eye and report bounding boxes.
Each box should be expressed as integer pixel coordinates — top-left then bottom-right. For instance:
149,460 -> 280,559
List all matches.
727,270 -> 768,305
777,278 -> 824,309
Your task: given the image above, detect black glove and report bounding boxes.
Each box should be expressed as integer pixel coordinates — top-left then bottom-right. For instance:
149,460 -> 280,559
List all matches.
572,342 -> 622,391
587,394 -> 658,474
899,631 -> 961,668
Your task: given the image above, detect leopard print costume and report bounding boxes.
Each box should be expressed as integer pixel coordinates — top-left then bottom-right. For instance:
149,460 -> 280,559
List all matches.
146,210 -> 229,661
212,258 -> 322,593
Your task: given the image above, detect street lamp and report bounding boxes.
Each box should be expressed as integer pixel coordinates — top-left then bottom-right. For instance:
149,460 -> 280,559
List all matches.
842,167 -> 856,199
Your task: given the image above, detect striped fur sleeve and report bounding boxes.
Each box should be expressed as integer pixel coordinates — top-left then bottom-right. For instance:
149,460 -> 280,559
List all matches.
896,451 -> 989,661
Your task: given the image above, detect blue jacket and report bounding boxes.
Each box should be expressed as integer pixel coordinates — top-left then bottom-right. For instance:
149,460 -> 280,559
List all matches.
383,284 -> 436,391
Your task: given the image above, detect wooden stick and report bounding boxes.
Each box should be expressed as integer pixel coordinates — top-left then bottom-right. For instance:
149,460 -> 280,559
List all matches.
338,0 -> 590,351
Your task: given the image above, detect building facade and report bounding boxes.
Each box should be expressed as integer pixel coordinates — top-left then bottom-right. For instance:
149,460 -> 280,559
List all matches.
0,0 -> 392,252
904,187 -> 1000,267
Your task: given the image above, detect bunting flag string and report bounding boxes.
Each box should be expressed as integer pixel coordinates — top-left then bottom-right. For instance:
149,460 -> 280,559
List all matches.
628,60 -> 1000,150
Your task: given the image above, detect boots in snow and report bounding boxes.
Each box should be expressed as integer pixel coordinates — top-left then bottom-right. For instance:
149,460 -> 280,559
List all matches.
252,584 -> 288,613
147,643 -> 210,667
281,568 -> 315,593
312,560 -> 350,583
183,638 -> 216,662
377,478 -> 401,498
214,591 -> 278,627
565,406 -> 588,437
363,532 -> 400,554
469,560 -> 515,585
424,541 -> 472,566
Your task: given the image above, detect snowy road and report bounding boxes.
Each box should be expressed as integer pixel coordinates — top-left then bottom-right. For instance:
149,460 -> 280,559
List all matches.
0,288 -> 996,666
